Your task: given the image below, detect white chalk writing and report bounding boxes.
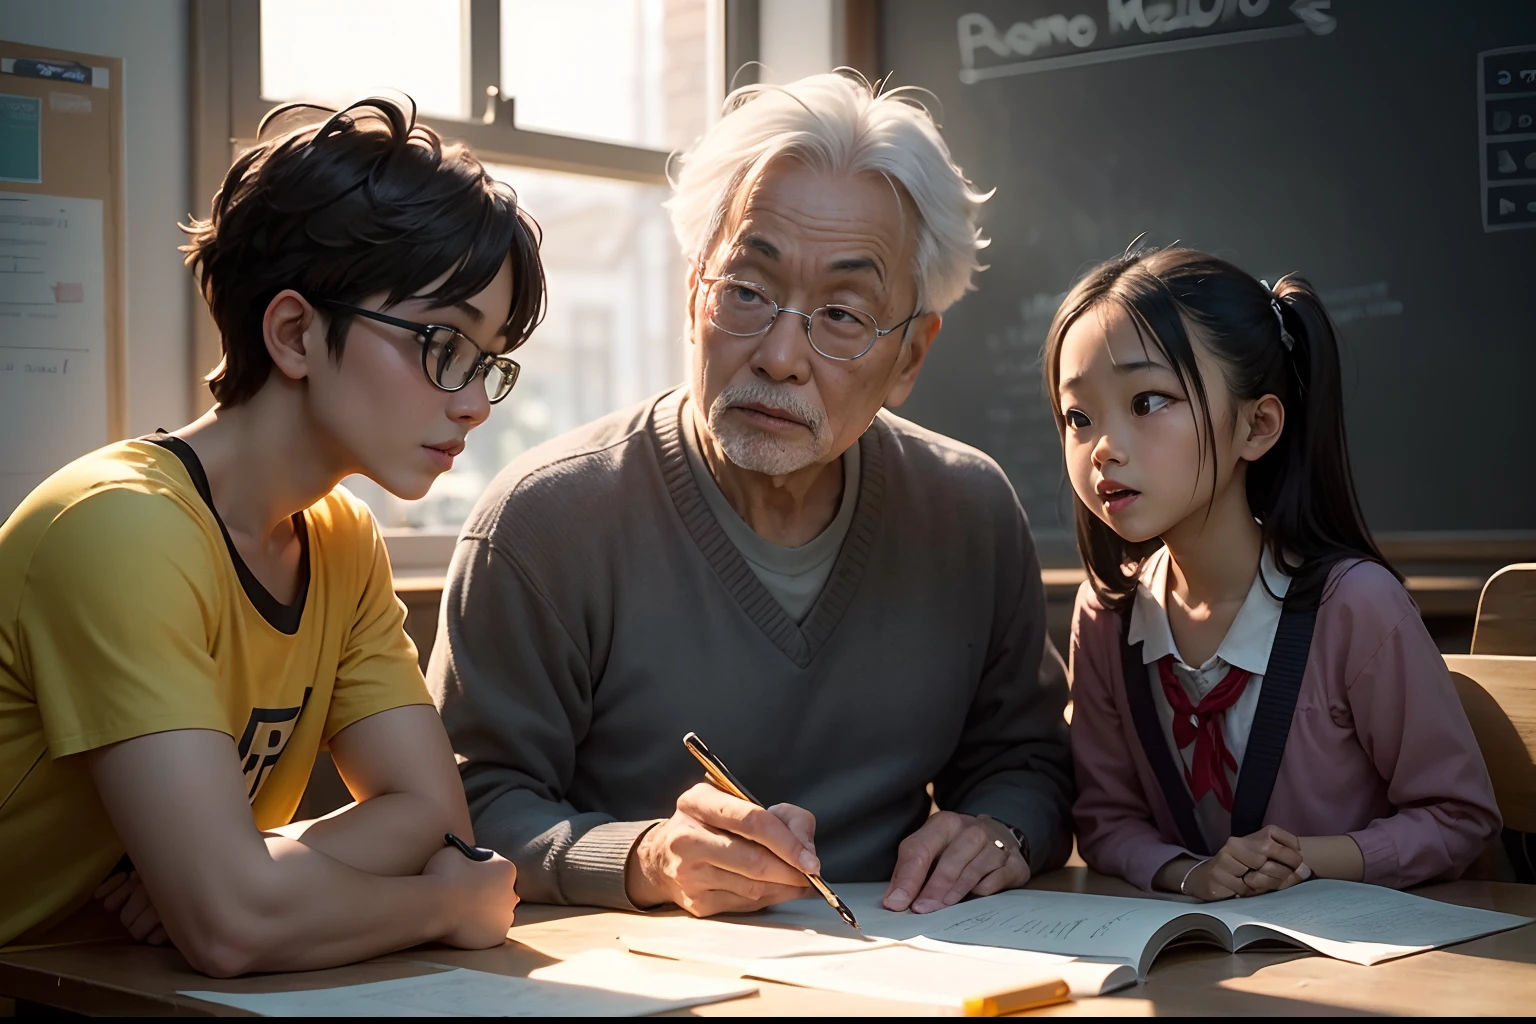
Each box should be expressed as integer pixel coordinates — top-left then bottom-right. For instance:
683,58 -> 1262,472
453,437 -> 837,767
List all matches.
958,0 -> 1334,84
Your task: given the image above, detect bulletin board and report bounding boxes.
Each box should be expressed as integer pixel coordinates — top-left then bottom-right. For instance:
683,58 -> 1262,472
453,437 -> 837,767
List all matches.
0,41 -> 125,520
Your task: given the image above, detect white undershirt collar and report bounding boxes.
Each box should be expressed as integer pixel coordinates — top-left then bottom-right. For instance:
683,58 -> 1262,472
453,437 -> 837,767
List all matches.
1127,544 -> 1291,674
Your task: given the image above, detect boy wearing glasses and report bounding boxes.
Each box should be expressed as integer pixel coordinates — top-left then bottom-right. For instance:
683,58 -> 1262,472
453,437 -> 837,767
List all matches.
0,97 -> 542,975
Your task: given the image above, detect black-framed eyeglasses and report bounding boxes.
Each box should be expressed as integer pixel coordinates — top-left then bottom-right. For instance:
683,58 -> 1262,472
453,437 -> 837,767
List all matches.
320,301 -> 521,403
697,271 -> 921,362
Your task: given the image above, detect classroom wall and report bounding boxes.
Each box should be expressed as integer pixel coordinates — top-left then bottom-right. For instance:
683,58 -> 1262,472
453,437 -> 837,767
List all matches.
0,0 -> 193,436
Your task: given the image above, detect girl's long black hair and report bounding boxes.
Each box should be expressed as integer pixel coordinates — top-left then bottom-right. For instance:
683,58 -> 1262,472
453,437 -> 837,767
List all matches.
1042,245 -> 1399,611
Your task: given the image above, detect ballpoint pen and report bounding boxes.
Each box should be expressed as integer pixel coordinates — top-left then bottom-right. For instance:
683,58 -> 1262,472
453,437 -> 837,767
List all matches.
682,731 -> 860,931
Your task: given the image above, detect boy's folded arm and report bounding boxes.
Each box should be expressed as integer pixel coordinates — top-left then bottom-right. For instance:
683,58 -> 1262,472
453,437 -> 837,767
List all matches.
269,704 -> 473,877
1343,608 -> 1503,888
85,728 -> 487,977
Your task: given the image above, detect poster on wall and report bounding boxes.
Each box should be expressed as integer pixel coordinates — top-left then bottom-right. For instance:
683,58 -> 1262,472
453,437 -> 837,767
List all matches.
0,191 -> 107,518
0,94 -> 42,183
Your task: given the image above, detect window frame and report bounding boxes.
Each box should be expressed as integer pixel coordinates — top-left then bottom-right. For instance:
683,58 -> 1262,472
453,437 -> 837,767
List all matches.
228,0 -> 685,183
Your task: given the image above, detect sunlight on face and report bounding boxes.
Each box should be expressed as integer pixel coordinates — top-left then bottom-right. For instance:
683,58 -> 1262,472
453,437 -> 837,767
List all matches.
1055,306 -> 1242,545
305,257 -> 515,500
689,159 -> 922,476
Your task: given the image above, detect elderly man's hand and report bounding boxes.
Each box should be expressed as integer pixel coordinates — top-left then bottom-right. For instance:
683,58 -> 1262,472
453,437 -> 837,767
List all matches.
626,783 -> 818,917
883,812 -> 1028,914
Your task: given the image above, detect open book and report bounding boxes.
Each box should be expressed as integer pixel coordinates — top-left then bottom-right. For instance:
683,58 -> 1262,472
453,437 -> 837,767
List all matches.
728,879 -> 1531,979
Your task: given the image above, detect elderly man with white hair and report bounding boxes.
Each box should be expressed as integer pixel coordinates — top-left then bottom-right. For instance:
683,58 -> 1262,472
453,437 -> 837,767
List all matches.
430,72 -> 1072,918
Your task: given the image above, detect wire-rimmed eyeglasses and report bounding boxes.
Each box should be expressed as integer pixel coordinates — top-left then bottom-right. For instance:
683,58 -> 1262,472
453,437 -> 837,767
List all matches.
697,273 -> 921,362
320,301 -> 521,403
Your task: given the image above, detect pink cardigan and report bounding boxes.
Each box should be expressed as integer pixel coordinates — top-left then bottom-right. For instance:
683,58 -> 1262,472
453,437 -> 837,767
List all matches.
1070,560 -> 1501,891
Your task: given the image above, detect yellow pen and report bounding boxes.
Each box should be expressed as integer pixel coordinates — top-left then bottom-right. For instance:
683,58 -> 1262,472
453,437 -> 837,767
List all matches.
682,731 -> 859,931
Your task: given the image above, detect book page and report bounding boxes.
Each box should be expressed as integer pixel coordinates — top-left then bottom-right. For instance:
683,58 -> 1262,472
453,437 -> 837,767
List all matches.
1208,879 -> 1533,966
744,883 -> 1215,967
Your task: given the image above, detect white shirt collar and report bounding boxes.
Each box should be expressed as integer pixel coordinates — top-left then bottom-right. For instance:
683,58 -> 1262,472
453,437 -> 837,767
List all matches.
1126,544 -> 1291,673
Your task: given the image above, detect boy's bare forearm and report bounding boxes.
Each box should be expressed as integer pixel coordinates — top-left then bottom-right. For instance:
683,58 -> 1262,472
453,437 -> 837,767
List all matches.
205,838 -> 454,974
270,792 -> 458,877
272,705 -> 475,878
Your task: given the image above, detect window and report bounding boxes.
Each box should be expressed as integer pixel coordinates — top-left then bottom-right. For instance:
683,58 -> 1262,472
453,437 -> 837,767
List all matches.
223,0 -> 718,542
260,0 -> 469,121
500,0 -> 714,151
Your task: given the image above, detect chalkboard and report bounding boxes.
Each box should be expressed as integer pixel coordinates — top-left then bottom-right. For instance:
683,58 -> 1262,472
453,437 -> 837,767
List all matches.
880,1 -> 1536,560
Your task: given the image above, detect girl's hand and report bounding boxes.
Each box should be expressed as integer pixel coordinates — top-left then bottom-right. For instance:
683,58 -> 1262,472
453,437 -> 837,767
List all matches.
1185,825 -> 1311,901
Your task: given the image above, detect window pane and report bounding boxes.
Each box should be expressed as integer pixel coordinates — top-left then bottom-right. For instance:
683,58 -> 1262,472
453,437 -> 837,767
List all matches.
500,0 -> 713,151
345,166 -> 685,532
260,0 -> 467,121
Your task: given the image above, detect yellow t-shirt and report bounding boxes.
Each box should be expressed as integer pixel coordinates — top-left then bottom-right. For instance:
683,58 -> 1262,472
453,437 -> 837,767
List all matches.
0,438 -> 432,944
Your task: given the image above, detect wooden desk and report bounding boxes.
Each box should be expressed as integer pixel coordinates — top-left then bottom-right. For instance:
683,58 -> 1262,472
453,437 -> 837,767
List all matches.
2,870 -> 1533,1016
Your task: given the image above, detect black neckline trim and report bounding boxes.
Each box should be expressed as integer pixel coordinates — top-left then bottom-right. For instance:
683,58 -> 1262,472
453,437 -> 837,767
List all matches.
144,433 -> 310,635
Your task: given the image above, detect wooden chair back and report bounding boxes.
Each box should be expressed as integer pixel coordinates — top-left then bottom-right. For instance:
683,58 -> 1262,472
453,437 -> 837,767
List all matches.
1448,654 -> 1536,882
1471,564 -> 1536,656
1447,654 -> 1536,834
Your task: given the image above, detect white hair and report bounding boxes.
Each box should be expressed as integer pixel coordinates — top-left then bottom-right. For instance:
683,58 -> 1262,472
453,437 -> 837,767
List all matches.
665,71 -> 990,313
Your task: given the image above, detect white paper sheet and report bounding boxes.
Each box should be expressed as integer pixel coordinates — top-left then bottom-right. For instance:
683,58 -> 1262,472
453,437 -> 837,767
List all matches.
620,917 -> 897,963
528,948 -> 758,1004
622,910 -> 1136,1001
180,957 -> 756,1017
0,192 -> 108,518
903,936 -> 1138,997
724,883 -> 962,939
728,943 -> 1065,1010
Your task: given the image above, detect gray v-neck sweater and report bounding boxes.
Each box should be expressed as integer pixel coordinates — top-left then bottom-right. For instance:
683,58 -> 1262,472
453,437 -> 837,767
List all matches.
679,395 -> 859,622
429,388 -> 1073,909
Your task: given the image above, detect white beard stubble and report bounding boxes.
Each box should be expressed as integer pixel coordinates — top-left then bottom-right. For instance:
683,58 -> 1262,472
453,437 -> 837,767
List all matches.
705,380 -> 832,476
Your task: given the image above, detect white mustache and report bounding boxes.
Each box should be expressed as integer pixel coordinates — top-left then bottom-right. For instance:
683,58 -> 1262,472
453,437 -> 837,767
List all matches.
710,381 -> 828,442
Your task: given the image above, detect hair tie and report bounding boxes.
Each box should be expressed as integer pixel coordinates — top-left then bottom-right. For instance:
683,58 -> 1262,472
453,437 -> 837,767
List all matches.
1259,279 -> 1296,350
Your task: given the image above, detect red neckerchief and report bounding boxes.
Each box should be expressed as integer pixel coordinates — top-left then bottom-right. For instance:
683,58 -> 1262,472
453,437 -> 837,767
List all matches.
1157,655 -> 1252,812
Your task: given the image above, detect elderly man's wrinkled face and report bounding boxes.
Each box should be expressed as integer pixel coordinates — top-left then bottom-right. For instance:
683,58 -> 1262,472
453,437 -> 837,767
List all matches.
688,160 -> 938,477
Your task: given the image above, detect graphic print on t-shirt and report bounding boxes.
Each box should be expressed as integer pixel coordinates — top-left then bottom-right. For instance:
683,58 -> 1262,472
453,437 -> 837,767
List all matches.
236,688 -> 312,801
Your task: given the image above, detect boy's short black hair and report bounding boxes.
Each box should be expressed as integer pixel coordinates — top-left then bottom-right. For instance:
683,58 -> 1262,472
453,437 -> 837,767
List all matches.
181,95 -> 546,406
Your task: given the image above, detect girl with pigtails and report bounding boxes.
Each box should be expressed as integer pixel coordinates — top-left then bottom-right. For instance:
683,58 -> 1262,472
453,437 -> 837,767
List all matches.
1047,246 -> 1499,901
